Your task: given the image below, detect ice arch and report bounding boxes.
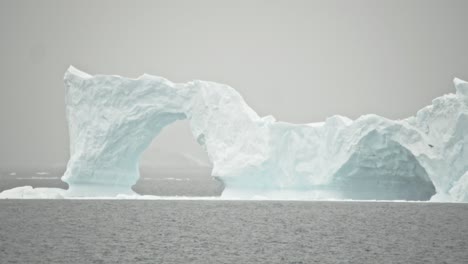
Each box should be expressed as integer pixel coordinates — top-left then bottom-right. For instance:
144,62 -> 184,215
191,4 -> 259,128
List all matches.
62,66 -> 468,201
63,66 -> 262,196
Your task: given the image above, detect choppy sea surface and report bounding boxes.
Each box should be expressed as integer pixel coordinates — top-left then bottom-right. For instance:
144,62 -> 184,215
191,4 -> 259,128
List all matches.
1,200 -> 468,264
1,168 -> 468,263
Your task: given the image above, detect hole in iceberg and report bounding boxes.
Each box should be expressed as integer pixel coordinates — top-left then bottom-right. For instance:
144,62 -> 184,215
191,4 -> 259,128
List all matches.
133,119 -> 222,196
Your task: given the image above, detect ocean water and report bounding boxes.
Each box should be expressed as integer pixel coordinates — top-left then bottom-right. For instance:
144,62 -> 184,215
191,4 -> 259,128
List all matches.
1,200 -> 467,264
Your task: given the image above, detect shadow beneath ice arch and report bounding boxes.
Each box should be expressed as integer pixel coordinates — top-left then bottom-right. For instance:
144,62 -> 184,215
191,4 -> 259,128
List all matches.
331,130 -> 436,201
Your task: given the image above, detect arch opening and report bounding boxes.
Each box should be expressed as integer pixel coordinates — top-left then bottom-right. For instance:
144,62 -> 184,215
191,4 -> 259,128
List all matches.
331,130 -> 436,201
132,119 -> 223,196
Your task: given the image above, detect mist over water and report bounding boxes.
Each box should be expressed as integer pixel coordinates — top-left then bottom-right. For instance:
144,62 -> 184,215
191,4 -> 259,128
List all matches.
0,166 -> 223,197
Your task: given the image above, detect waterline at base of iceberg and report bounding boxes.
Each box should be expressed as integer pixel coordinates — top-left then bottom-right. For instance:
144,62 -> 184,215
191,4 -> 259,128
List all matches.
0,185 -> 465,203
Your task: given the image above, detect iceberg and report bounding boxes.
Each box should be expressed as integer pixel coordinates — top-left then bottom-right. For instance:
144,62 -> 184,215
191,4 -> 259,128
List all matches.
4,66 -> 467,201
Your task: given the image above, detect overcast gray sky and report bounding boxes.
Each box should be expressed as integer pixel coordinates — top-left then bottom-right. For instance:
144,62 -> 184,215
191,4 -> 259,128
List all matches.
0,0 -> 467,167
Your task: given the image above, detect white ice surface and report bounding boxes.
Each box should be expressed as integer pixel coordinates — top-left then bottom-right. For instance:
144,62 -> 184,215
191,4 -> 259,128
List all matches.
1,67 -> 467,201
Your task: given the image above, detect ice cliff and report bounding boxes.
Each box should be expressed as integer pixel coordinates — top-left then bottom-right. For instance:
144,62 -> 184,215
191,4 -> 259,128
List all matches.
61,66 -> 468,201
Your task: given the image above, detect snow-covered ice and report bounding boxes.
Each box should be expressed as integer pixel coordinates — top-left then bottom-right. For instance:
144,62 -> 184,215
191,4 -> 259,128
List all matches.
1,67 -> 467,201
